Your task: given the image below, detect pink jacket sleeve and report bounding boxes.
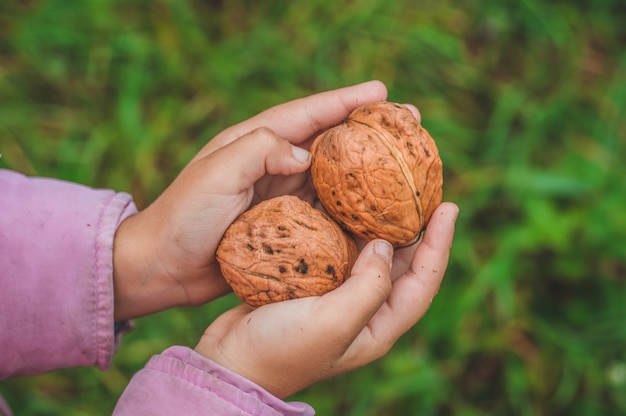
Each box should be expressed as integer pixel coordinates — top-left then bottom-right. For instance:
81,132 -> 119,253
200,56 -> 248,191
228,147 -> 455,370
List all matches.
0,169 -> 315,415
114,346 -> 314,416
0,169 -> 137,377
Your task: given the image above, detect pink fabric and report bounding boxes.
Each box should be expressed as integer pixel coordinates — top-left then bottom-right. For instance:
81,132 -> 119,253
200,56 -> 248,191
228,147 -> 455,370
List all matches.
0,169 -> 315,415
114,346 -> 314,416
0,169 -> 136,377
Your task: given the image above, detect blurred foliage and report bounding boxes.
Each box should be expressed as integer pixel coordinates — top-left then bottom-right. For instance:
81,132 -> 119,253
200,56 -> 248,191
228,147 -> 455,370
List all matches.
1,0 -> 625,414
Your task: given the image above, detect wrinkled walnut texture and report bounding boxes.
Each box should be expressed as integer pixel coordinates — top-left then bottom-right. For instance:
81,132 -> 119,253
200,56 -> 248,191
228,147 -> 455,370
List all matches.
310,101 -> 443,246
216,195 -> 358,307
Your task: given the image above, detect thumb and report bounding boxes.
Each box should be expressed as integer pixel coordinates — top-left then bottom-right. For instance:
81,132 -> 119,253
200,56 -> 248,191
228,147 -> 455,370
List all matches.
193,127 -> 311,192
318,239 -> 394,339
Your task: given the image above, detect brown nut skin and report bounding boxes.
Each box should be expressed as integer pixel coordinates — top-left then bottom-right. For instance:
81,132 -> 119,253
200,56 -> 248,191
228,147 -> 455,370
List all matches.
310,101 -> 443,246
216,195 -> 358,307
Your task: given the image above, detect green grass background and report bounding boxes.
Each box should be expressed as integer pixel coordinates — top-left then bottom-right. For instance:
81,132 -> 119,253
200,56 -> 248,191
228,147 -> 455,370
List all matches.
1,0 -> 625,414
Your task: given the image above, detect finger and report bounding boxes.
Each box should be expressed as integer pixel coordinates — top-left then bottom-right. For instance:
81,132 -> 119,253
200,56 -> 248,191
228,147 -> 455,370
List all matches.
192,127 -> 311,195
199,304 -> 251,340
344,202 -> 459,363
194,80 -> 388,161
378,202 -> 458,332
316,239 -> 394,342
389,202 -> 458,327
195,304 -> 253,358
403,104 -> 421,122
390,240 -> 419,281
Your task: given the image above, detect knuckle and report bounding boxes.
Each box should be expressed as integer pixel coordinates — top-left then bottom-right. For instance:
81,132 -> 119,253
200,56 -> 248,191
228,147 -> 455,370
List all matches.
249,126 -> 278,141
369,337 -> 395,362
247,127 -> 288,150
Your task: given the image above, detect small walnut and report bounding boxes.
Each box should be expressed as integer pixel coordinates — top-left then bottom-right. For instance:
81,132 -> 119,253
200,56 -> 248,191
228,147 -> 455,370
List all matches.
310,101 -> 443,246
216,195 -> 358,307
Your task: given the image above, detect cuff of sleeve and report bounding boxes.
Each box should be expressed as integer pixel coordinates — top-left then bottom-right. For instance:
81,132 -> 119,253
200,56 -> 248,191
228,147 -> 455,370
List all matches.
94,191 -> 137,371
114,346 -> 315,416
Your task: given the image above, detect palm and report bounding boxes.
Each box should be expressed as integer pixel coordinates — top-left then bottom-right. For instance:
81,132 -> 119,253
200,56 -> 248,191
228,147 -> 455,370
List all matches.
253,171 -> 315,205
196,202 -> 458,398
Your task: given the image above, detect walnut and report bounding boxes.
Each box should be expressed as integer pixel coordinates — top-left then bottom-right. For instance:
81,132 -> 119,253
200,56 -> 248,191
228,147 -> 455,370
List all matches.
216,195 -> 358,307
310,101 -> 443,246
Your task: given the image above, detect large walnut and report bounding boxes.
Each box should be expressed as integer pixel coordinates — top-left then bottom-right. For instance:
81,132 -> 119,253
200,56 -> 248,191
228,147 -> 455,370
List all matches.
310,101 -> 443,246
216,195 -> 358,307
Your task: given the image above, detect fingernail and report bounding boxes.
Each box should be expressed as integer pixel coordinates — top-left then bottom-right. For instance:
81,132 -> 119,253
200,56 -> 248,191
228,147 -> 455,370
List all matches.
403,104 -> 421,122
292,146 -> 311,163
374,240 -> 393,266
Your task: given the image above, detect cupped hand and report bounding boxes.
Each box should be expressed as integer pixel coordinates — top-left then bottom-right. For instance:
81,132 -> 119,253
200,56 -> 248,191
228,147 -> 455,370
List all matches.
112,81 -> 388,321
195,202 -> 459,399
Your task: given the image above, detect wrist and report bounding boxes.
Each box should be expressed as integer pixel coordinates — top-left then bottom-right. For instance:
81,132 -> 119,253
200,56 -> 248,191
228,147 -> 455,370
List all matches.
112,212 -> 174,320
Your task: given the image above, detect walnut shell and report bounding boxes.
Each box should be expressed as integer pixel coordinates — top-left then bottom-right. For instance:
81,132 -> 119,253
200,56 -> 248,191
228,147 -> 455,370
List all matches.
216,195 -> 358,307
310,101 -> 443,246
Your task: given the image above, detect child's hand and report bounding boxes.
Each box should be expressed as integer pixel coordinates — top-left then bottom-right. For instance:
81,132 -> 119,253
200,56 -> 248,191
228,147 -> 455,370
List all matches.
112,81 -> 388,321
194,202 -> 458,398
